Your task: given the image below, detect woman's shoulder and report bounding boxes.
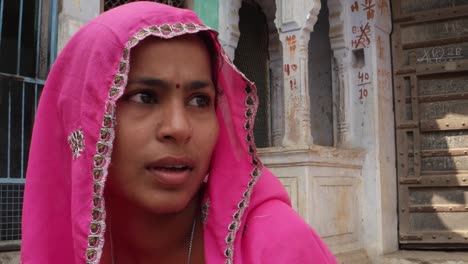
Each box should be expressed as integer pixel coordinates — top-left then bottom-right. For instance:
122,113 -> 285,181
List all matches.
240,198 -> 337,264
244,198 -> 326,244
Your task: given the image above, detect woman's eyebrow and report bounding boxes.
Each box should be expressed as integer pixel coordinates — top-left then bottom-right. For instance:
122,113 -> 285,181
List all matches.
127,78 -> 212,90
188,80 -> 212,90
127,78 -> 169,88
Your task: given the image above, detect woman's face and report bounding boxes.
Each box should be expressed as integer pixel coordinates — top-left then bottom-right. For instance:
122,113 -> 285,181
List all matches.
107,35 -> 219,213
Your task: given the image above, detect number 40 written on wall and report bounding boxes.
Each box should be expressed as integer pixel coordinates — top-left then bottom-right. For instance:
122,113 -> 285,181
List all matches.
358,71 -> 370,100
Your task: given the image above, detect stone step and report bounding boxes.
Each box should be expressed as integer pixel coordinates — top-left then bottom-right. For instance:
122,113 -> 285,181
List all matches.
383,250 -> 468,264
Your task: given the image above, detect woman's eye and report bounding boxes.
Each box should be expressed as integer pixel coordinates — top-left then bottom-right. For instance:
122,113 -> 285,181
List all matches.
188,95 -> 211,108
127,91 -> 157,104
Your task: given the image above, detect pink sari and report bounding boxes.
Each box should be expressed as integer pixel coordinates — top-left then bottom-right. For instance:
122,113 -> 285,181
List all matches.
21,2 -> 337,263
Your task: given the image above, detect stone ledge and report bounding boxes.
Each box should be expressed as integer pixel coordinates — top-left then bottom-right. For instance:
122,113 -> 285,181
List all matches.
336,249 -> 371,264
258,145 -> 366,169
383,250 -> 468,264
0,251 -> 19,264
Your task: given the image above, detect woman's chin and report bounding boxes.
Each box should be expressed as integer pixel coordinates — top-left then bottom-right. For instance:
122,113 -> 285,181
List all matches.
140,193 -> 195,215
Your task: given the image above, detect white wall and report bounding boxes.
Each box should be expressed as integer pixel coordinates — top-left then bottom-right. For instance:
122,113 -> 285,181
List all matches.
58,0 -> 101,53
331,0 -> 397,261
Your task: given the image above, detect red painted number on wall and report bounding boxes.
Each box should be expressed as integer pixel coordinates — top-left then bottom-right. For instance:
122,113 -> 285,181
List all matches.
359,88 -> 368,99
358,71 -> 369,83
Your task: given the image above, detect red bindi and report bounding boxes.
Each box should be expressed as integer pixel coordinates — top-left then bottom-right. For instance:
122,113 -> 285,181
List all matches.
176,83 -> 180,89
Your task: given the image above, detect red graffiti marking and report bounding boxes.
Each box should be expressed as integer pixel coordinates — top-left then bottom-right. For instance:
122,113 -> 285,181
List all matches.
378,0 -> 390,15
290,79 -> 297,91
286,35 -> 297,56
351,1 -> 359,12
377,68 -> 389,78
376,35 -> 384,59
286,35 -> 296,44
377,68 -> 390,89
361,0 -> 376,20
284,64 -> 298,77
352,22 -> 371,49
358,71 -> 370,86
357,71 -> 370,101
359,88 -> 369,99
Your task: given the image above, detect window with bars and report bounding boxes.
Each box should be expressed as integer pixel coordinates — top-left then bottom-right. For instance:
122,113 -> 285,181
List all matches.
103,0 -> 186,11
0,0 -> 57,247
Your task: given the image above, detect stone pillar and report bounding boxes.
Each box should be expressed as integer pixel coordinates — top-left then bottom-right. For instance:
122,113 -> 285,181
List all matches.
269,53 -> 284,147
372,0 -> 397,256
331,49 -> 352,147
279,31 -> 313,145
327,0 -> 396,261
58,0 -> 101,53
328,0 -> 353,147
275,0 -> 321,146
217,0 -> 241,60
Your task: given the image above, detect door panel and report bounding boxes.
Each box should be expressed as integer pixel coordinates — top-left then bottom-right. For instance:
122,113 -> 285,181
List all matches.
392,0 -> 468,248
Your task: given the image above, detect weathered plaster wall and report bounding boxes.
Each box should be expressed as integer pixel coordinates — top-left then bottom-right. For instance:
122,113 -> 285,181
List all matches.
373,8 -> 398,256
254,0 -> 396,262
58,0 -> 100,53
258,146 -> 366,256
336,0 -> 397,261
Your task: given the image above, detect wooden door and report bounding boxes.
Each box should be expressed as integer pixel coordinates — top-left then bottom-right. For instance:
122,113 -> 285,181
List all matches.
392,0 -> 468,248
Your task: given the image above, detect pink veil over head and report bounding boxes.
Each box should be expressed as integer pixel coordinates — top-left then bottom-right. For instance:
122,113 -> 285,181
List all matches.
21,2 -> 337,263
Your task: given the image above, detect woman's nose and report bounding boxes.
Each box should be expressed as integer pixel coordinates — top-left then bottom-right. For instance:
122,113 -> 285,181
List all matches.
156,102 -> 192,144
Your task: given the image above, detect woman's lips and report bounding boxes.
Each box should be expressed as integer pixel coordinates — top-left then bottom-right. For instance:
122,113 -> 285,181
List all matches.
145,156 -> 195,186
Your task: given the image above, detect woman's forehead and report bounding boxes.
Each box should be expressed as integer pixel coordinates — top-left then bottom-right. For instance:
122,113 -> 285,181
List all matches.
125,34 -> 213,89
131,34 -> 209,57
127,33 -> 218,88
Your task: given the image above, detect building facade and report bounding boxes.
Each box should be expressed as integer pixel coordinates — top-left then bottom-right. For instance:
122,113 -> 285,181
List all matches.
1,0 -> 468,263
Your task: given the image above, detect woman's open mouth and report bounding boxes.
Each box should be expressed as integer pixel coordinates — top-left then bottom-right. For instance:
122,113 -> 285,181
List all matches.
145,157 -> 195,185
151,165 -> 191,171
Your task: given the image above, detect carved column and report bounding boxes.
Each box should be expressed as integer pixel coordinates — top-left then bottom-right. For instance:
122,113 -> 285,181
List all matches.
278,31 -> 312,145
269,50 -> 284,146
328,0 -> 353,147
218,0 -> 242,60
275,0 -> 321,146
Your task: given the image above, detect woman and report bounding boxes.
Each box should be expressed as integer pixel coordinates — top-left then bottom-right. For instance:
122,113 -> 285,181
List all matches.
21,2 -> 337,263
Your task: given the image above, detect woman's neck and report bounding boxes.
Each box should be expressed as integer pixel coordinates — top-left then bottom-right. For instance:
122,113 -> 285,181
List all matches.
103,193 -> 201,263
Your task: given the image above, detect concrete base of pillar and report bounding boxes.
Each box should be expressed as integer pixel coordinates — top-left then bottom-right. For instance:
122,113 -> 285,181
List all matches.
336,249 -> 371,264
258,145 -> 366,260
382,251 -> 468,264
0,251 -> 19,264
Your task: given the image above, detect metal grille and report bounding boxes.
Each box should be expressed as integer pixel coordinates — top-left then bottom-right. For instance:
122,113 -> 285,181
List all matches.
0,184 -> 24,241
0,78 -> 43,183
104,0 -> 185,11
0,0 -> 55,244
234,1 -> 270,147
